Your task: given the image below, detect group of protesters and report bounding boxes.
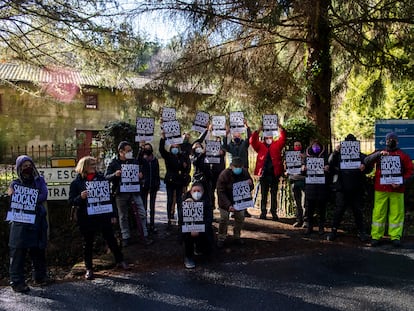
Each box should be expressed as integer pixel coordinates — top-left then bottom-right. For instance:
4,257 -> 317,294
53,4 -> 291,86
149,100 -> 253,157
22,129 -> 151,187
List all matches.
6,116 -> 413,292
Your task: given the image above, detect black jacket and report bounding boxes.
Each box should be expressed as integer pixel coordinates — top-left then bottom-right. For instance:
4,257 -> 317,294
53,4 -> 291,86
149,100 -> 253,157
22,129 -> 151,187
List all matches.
159,138 -> 191,186
140,155 -> 161,191
105,156 -> 140,194
328,150 -> 369,192
69,172 -> 116,230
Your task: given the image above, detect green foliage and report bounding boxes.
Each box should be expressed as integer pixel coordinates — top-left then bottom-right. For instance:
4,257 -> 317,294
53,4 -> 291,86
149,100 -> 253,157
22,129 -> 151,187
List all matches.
98,121 -> 137,154
284,117 -> 319,149
333,69 -> 414,139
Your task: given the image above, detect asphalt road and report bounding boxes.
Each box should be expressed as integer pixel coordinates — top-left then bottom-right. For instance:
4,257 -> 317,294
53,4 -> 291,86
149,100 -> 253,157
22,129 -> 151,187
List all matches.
1,244 -> 414,311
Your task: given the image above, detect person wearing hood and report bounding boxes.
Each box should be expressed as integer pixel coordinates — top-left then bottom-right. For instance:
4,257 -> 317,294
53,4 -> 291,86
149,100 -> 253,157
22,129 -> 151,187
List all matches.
7,155 -> 49,293
250,124 -> 287,220
364,132 -> 413,247
326,134 -> 370,242
302,140 -> 330,235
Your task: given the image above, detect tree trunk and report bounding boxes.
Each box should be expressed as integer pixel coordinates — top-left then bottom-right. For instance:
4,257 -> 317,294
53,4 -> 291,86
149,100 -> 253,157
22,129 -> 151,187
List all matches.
305,0 -> 332,144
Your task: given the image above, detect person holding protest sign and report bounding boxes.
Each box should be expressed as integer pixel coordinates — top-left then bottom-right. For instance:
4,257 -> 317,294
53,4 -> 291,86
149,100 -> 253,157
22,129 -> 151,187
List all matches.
181,183 -> 214,269
7,155 -> 50,293
138,143 -> 161,234
285,141 -> 307,227
190,141 -> 214,202
159,132 -> 191,229
206,135 -> 227,210
180,129 -> 209,162
326,134 -> 370,242
302,140 -> 330,236
223,118 -> 251,169
70,156 -> 129,280
105,141 -> 152,247
223,118 -> 252,217
364,132 -> 413,247
250,124 -> 287,221
216,157 -> 254,248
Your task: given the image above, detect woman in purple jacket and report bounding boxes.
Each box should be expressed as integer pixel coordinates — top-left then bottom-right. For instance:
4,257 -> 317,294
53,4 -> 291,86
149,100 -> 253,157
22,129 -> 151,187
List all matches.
7,155 -> 49,293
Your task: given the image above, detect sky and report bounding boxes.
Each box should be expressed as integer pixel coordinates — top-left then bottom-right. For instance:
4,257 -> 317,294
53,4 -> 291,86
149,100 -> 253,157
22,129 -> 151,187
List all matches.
119,1 -> 184,44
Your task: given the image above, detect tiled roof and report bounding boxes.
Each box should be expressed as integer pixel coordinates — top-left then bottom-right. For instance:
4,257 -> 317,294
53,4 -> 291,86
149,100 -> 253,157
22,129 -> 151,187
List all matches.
0,62 -> 152,89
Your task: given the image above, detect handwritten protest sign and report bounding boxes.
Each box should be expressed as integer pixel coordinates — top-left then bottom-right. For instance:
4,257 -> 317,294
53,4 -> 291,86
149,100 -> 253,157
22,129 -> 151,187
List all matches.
120,164 -> 140,192
135,117 -> 155,142
86,180 -> 113,215
182,201 -> 205,233
340,140 -> 361,169
204,141 -> 221,164
262,114 -> 279,137
285,151 -> 302,175
6,185 -> 39,224
229,111 -> 245,134
161,107 -> 176,122
192,111 -> 210,133
233,180 -> 253,211
163,120 -> 183,145
380,155 -> 403,185
305,157 -> 325,184
212,116 -> 226,137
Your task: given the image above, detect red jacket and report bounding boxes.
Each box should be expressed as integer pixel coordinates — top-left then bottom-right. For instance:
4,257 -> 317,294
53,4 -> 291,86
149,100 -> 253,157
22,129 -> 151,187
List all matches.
365,148 -> 413,193
250,128 -> 287,177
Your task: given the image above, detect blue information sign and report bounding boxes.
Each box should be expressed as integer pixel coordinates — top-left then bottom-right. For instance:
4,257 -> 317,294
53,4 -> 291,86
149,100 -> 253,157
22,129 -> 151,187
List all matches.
375,119 -> 414,160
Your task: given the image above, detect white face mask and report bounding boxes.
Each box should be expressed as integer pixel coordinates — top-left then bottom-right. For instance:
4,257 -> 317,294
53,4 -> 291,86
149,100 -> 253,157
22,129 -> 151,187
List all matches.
191,191 -> 203,201
125,151 -> 133,159
195,147 -> 203,154
265,138 -> 273,145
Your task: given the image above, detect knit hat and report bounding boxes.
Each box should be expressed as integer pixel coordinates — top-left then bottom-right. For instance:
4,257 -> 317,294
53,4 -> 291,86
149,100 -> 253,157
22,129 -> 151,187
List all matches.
385,132 -> 398,141
345,134 -> 356,141
231,157 -> 243,167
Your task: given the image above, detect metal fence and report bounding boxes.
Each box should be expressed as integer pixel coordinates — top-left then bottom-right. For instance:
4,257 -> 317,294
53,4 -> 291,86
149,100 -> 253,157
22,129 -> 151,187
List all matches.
0,144 -> 105,196
0,144 -> 104,166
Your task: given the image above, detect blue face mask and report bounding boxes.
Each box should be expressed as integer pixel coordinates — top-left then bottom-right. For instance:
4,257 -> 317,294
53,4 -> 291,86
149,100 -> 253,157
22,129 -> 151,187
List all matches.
171,147 -> 179,155
232,167 -> 243,175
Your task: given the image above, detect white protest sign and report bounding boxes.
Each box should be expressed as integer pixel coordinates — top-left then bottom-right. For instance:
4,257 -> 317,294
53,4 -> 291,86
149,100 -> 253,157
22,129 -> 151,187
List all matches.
340,140 -> 361,169
163,120 -> 183,145
86,180 -> 113,215
161,107 -> 176,122
212,116 -> 226,137
135,117 -> 155,142
204,141 -> 221,164
191,111 -> 210,133
229,111 -> 245,134
6,185 -> 39,224
181,201 -> 205,233
232,180 -> 253,211
285,151 -> 302,175
262,114 -> 279,137
120,164 -> 140,192
305,157 -> 325,184
380,155 -> 403,185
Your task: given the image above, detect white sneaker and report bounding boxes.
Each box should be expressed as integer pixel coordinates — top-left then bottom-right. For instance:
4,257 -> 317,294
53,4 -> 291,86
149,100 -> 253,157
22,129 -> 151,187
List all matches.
184,257 -> 196,269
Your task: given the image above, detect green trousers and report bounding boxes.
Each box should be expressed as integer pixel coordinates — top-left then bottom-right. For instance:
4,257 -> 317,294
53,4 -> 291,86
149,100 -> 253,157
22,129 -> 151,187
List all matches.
371,191 -> 405,241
